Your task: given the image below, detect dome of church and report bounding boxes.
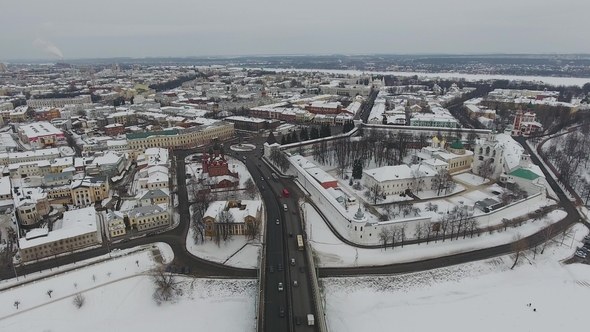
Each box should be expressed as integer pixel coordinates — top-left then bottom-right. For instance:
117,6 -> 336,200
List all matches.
450,140 -> 464,150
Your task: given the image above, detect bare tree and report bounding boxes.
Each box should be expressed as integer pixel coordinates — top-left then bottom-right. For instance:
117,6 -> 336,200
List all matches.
439,215 -> 451,242
364,184 -> 384,205
152,268 -> 182,305
243,178 -> 257,199
92,275 -> 97,282
73,293 -> 86,309
478,158 -> 496,180
14,301 -> 20,309
410,168 -> 426,194
398,223 -> 408,248
246,218 -> 262,241
425,202 -> 438,212
501,218 -> 511,231
432,169 -> 455,196
414,222 -> 424,244
540,222 -> 555,254
390,226 -> 401,249
424,221 -> 433,244
510,233 -> 528,270
215,210 -> 236,246
47,290 -> 53,298
378,227 -> 391,250
466,216 -> 478,238
561,227 -> 575,246
382,203 -> 396,220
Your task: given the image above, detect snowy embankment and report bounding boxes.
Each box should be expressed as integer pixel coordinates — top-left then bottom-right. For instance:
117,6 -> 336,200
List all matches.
323,223 -> 589,332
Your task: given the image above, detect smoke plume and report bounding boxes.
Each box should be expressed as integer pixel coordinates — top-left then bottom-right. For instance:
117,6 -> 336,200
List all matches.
33,38 -> 64,59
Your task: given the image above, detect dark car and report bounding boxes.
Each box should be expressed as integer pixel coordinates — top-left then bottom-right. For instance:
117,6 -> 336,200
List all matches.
166,265 -> 172,272
279,306 -> 285,317
300,266 -> 305,273
269,266 -> 274,273
289,232 -> 293,237
278,263 -> 283,271
121,238 -> 130,243
295,316 -> 301,325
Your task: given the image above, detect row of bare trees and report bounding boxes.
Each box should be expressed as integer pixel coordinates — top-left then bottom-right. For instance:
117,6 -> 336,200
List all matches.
379,205 -> 480,249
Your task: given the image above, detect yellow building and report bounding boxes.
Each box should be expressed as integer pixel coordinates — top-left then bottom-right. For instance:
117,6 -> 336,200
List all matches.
126,205 -> 169,231
203,200 -> 262,238
437,140 -> 474,173
18,207 -> 99,263
70,176 -> 110,207
107,212 -> 127,238
126,122 -> 234,150
50,157 -> 74,173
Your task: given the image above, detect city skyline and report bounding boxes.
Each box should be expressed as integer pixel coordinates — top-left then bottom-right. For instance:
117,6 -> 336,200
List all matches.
1,0 -> 589,60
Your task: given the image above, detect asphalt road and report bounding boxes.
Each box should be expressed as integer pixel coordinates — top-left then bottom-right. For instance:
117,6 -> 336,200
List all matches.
237,143 -> 318,332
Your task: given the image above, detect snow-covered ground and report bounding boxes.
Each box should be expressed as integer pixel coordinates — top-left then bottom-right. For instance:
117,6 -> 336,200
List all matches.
303,202 -> 567,268
454,172 -> 490,186
324,223 -> 589,332
185,227 -> 260,269
0,243 -> 256,332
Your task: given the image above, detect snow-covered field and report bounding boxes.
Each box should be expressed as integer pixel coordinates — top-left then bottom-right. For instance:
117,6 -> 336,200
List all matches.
324,223 -> 589,332
0,243 -> 256,332
185,227 -> 260,268
303,202 -> 567,268
263,67 -> 590,87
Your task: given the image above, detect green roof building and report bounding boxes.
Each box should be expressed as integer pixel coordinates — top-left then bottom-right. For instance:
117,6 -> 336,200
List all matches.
509,168 -> 540,180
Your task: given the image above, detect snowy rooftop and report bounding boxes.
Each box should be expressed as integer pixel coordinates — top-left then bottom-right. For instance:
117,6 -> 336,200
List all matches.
19,207 -> 97,249
18,121 -> 63,139
495,134 -> 525,171
307,167 -> 337,184
0,176 -> 10,196
93,152 -> 123,166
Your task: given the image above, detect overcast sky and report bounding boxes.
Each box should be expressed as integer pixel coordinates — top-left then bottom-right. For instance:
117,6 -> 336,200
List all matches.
1,0 -> 588,60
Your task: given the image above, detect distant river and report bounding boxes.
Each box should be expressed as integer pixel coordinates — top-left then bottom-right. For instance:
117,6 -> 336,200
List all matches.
259,67 -> 590,87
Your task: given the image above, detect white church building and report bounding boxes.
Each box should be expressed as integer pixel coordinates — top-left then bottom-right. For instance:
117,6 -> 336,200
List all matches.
471,130 -> 547,195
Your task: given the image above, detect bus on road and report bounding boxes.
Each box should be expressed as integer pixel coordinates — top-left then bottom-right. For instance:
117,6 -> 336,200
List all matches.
297,235 -> 304,251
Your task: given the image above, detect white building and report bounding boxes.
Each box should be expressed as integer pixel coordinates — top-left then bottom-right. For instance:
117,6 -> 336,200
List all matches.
363,164 -> 437,196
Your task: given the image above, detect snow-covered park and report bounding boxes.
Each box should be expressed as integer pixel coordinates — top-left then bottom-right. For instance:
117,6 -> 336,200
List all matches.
0,243 -> 256,332
324,223 -> 589,332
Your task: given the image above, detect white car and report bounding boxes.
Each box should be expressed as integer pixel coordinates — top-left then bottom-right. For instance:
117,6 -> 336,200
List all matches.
575,251 -> 587,259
